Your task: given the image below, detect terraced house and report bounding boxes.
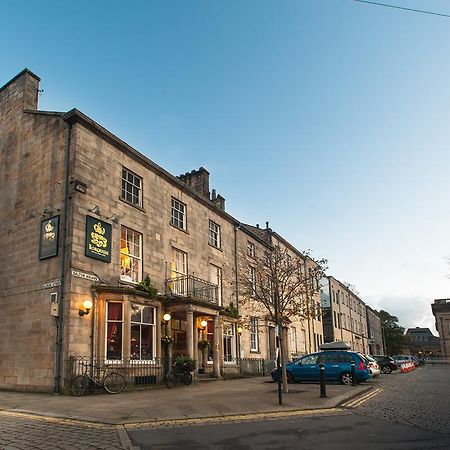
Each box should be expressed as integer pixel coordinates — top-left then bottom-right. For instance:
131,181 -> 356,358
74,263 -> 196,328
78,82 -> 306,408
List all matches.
0,69 -> 382,393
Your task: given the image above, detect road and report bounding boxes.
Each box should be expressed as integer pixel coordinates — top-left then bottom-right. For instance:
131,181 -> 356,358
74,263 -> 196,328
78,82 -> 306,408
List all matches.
128,364 -> 450,450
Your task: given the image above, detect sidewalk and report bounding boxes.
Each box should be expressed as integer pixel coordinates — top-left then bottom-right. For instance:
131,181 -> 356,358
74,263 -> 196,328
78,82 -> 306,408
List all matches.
0,376 -> 373,426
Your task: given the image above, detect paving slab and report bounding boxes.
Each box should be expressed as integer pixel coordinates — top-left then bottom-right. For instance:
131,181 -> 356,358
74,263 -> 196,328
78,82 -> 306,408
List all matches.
0,376 -> 374,426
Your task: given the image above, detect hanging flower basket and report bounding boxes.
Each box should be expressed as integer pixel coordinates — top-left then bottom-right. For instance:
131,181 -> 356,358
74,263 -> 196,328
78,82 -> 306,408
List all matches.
161,335 -> 174,345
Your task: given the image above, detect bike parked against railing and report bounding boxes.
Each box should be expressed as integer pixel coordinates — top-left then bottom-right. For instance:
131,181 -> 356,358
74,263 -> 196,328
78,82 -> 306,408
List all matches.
72,362 -> 126,396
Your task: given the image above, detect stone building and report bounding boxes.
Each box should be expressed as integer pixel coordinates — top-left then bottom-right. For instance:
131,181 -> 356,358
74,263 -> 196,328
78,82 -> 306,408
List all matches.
431,299 -> 450,358
0,68 -> 329,392
366,306 -> 384,355
404,327 -> 441,357
322,277 -> 369,353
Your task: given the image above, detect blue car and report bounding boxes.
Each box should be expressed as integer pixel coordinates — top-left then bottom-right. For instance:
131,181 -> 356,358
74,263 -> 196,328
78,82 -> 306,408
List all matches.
271,350 -> 370,385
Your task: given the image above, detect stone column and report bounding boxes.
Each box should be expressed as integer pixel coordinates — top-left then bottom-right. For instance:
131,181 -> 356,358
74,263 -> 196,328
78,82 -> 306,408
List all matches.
186,310 -> 194,359
213,315 -> 222,378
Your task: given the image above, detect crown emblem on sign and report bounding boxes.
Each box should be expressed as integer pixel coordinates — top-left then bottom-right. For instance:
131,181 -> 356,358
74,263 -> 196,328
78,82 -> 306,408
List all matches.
45,221 -> 54,233
93,222 -> 105,235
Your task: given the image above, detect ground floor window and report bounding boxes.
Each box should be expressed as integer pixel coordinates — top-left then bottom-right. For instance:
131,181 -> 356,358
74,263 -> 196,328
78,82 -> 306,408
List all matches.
223,323 -> 237,363
131,304 -> 156,360
106,301 -> 156,361
106,302 -> 123,360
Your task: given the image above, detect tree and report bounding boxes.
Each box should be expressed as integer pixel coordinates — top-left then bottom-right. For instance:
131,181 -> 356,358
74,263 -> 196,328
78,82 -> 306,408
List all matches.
378,310 -> 406,355
239,244 -> 327,399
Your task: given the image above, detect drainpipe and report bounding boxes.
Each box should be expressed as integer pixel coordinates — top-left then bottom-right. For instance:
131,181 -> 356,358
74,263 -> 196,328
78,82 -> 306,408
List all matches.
54,121 -> 72,393
234,223 -> 241,315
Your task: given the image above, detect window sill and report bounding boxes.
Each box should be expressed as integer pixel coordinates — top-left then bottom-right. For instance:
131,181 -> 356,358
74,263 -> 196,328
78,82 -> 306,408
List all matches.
119,197 -> 146,213
119,278 -> 139,287
250,350 -> 261,354
170,223 -> 189,235
208,243 -> 223,252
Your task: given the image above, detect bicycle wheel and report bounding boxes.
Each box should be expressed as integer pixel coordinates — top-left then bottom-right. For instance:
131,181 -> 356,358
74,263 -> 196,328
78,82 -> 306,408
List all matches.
183,372 -> 193,385
165,371 -> 177,388
103,372 -> 125,394
72,375 -> 90,397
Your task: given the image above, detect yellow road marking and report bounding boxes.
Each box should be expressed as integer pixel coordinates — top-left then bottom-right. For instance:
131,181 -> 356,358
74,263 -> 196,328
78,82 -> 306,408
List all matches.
342,388 -> 383,408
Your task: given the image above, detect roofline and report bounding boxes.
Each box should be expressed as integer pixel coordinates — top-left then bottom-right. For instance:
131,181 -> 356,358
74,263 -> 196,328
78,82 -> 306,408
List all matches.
239,224 -> 273,248
0,68 -> 41,93
327,275 -> 366,305
60,108 -> 240,226
24,109 -> 64,117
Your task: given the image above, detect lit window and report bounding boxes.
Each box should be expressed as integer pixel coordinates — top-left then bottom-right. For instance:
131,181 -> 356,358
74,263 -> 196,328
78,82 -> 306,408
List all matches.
131,305 -> 155,360
121,167 -> 142,207
171,198 -> 186,230
106,302 -> 123,360
208,220 -> 221,248
247,241 -> 255,258
120,227 -> 142,283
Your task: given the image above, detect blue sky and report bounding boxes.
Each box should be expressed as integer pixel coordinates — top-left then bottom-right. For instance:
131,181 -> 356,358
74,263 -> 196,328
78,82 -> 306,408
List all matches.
3,0 -> 450,333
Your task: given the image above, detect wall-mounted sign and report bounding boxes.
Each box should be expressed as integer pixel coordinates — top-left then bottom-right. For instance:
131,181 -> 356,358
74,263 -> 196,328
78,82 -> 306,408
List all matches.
71,268 -> 100,282
42,279 -> 61,289
85,216 -> 112,262
39,216 -> 59,259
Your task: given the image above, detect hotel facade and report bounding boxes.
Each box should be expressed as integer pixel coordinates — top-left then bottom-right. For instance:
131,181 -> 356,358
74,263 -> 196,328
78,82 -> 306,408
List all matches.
0,69 -> 382,392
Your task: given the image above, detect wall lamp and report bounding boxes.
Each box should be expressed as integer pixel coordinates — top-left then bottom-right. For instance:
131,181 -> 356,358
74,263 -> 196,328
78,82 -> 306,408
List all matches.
79,299 -> 93,316
200,319 -> 208,330
237,326 -> 243,335
163,313 -> 172,322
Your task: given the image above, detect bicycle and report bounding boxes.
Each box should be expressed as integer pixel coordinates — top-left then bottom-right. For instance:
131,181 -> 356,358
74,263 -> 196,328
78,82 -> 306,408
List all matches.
72,362 -> 126,396
165,361 -> 193,388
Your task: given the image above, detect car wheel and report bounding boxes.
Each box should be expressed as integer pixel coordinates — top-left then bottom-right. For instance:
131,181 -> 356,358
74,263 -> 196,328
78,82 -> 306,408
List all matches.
381,366 -> 392,374
340,372 -> 353,385
286,372 -> 294,384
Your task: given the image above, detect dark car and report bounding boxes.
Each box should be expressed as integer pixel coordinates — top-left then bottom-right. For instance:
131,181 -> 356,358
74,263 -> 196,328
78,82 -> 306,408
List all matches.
372,355 -> 398,374
271,350 -> 370,385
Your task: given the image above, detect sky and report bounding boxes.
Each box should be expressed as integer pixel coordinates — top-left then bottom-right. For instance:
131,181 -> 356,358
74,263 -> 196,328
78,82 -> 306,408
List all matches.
2,0 -> 450,333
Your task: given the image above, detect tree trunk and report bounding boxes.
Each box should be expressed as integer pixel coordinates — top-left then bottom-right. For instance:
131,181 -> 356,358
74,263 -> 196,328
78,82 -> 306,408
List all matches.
280,327 -> 289,393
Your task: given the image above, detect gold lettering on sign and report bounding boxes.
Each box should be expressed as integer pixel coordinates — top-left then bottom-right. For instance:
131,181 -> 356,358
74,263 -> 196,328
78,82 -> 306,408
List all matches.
44,221 -> 56,241
91,222 -> 108,248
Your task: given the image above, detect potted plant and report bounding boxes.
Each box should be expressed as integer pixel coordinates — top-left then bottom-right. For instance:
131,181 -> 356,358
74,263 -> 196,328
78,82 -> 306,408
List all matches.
172,355 -> 195,373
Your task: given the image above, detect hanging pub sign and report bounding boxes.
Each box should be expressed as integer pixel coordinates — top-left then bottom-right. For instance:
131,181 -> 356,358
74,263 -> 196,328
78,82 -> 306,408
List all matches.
85,215 -> 112,263
39,216 -> 59,259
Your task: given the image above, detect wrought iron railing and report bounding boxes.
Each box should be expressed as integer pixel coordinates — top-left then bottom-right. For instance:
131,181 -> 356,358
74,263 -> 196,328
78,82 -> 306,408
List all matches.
165,275 -> 219,304
67,356 -> 169,390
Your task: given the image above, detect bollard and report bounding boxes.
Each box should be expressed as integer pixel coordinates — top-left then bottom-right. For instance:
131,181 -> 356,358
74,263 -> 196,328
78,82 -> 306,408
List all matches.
319,363 -> 327,397
351,361 -> 357,386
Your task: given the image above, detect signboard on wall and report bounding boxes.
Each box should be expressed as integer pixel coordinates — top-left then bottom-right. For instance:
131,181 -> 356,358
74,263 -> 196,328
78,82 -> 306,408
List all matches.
85,216 -> 112,262
39,216 -> 59,259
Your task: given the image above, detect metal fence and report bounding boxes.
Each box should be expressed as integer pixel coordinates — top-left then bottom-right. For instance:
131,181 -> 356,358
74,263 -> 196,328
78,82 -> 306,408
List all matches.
67,356 -> 269,392
67,356 -> 169,390
165,275 -> 219,304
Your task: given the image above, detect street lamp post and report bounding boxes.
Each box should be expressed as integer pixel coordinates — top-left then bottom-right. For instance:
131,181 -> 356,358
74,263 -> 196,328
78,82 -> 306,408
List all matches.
163,313 -> 171,374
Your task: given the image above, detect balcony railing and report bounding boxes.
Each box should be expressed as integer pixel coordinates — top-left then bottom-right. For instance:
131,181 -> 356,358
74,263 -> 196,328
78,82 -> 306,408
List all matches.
165,275 -> 219,305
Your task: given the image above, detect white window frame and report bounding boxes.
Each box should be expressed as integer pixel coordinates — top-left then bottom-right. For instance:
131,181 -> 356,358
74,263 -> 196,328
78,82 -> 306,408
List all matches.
130,305 -> 156,361
247,241 -> 255,258
208,220 -> 221,248
210,264 -> 222,306
250,317 -> 259,352
120,226 -> 142,283
121,167 -> 142,207
171,248 -> 188,296
223,323 -> 237,364
171,197 -> 186,230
